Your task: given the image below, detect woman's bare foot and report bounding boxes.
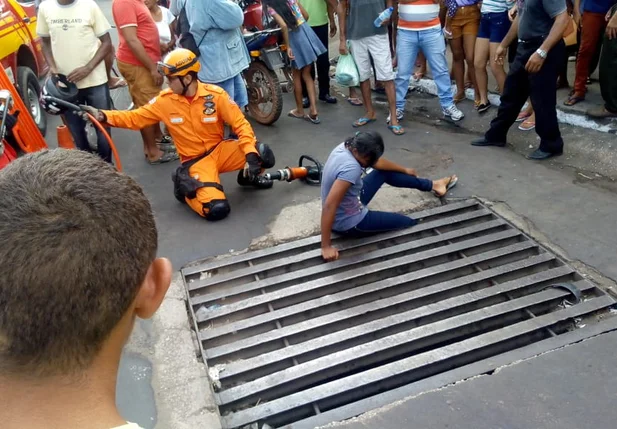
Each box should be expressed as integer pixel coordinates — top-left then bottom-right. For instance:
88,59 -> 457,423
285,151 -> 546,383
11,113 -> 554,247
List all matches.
432,175 -> 458,198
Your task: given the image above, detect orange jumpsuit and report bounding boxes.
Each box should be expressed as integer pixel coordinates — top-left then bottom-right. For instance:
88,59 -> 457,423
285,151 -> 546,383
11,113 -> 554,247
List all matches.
103,83 -> 258,217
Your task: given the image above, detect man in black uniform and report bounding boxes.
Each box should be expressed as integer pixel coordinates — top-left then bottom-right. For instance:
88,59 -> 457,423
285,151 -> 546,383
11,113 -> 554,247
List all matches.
471,0 -> 570,160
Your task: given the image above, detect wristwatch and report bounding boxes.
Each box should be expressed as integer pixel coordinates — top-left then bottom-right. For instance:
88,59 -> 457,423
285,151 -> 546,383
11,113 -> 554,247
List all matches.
536,48 -> 547,59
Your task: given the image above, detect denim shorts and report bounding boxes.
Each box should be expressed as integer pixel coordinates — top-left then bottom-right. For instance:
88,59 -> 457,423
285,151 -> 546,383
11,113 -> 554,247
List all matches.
477,11 -> 511,43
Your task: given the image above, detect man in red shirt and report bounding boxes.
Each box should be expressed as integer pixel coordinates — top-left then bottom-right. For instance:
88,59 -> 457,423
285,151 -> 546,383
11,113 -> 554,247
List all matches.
112,0 -> 178,164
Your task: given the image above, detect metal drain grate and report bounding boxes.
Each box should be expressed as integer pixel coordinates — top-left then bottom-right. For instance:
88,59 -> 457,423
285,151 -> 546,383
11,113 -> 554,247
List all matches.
182,200 -> 617,429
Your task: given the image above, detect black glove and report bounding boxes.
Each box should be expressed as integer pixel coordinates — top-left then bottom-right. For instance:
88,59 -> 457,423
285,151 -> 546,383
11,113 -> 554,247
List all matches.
243,153 -> 262,180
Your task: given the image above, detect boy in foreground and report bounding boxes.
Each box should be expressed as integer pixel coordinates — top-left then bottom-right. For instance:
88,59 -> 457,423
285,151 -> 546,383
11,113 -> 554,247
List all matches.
0,149 -> 172,429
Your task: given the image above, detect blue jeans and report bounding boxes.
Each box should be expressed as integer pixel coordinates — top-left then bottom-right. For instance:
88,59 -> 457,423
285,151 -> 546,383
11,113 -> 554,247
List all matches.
63,83 -> 112,163
395,27 -> 454,110
337,170 -> 433,237
209,73 -> 249,108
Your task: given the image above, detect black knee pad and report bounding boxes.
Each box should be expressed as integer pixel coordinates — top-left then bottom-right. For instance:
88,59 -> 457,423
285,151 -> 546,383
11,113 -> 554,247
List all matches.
257,142 -> 275,169
202,199 -> 230,221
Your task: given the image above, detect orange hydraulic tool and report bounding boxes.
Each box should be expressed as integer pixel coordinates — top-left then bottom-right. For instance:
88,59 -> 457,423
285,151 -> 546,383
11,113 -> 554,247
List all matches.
0,65 -> 47,153
263,155 -> 323,186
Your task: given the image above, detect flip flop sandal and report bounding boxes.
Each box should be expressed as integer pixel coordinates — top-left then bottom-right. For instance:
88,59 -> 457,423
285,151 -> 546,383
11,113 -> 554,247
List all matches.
353,117 -> 376,127
518,119 -> 536,131
564,95 -> 585,106
388,124 -> 405,135
453,94 -> 466,103
288,109 -> 305,119
347,97 -> 363,106
516,111 -> 532,122
157,135 -> 173,144
305,114 -> 321,124
433,175 -> 458,198
158,142 -> 177,152
147,151 -> 179,165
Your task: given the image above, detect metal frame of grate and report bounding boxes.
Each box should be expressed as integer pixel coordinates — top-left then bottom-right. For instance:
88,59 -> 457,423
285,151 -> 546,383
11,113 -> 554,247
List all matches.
182,199 -> 617,429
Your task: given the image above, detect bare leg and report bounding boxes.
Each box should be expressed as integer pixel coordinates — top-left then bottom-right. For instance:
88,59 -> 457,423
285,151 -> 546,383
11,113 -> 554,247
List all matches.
141,125 -> 166,162
450,36 -> 466,100
360,79 -> 376,119
383,80 -> 399,127
292,68 -> 305,115
474,38 -> 490,105
301,65 -> 318,117
463,33 -> 479,103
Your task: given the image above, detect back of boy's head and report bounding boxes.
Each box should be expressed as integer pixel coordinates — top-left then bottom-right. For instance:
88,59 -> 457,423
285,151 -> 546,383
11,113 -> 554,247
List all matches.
0,150 -> 157,377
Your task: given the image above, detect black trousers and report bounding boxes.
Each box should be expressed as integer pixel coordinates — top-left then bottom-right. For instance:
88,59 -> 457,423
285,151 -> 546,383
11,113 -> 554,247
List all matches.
301,23 -> 330,98
486,39 -> 565,153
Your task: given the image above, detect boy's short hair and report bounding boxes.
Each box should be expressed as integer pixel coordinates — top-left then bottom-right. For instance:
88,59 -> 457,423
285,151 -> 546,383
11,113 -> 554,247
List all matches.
0,150 -> 158,377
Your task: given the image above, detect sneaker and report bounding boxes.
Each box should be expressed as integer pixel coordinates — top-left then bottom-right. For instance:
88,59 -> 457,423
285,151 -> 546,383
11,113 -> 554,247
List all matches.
387,108 -> 405,124
443,105 -> 464,121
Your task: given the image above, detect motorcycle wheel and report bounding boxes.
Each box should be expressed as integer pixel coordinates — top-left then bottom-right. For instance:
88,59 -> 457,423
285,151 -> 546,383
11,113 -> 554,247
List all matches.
244,61 -> 283,126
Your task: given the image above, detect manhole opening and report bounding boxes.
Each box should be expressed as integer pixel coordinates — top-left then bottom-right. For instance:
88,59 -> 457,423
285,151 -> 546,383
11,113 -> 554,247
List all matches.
182,199 -> 616,429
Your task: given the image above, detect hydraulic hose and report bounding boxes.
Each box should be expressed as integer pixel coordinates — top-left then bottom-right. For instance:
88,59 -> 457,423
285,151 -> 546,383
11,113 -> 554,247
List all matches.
43,96 -> 123,171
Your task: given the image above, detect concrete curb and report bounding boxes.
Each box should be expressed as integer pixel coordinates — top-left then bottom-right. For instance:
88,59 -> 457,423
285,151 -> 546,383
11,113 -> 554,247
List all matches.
408,78 -> 617,134
150,272 -> 222,429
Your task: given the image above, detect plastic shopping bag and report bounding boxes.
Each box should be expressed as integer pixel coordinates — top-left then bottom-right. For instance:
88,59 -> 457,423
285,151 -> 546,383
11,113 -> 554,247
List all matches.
336,52 -> 360,88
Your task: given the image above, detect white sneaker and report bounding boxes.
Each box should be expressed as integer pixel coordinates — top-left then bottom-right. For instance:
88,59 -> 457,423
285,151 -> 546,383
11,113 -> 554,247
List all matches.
443,105 -> 465,121
387,108 -> 405,124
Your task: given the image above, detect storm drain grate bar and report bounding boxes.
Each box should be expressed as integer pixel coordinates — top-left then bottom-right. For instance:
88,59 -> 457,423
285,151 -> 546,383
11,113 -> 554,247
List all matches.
183,199 -> 616,429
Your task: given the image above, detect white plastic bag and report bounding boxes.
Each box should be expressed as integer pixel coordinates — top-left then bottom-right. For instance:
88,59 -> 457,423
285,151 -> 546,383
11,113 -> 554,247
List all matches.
335,52 -> 360,88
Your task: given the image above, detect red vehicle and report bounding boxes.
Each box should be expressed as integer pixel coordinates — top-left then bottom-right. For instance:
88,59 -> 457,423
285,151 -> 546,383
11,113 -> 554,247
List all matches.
0,0 -> 49,136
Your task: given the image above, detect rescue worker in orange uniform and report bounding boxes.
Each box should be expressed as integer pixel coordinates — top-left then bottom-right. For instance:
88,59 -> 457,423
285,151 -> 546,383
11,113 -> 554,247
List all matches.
82,48 -> 275,221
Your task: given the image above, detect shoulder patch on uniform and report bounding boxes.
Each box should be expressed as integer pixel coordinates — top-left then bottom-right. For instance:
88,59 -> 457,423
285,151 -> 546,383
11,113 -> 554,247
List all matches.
204,83 -> 224,94
148,97 -> 158,105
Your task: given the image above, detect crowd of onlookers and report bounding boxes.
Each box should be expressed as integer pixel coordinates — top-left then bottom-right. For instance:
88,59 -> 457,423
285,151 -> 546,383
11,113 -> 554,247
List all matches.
33,0 -> 616,163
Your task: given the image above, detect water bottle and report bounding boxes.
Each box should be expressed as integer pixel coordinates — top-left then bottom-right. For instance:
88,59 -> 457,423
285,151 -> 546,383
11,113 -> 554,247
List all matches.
374,7 -> 394,28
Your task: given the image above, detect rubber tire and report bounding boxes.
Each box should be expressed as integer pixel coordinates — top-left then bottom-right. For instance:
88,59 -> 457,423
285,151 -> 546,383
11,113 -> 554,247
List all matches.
17,66 -> 47,137
245,61 -> 283,126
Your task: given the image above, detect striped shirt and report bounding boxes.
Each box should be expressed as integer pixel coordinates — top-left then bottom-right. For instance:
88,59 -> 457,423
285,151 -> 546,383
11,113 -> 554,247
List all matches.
481,0 -> 514,13
398,0 -> 442,32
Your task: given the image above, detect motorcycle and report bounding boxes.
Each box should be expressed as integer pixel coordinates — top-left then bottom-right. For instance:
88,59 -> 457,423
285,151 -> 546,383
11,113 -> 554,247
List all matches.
239,0 -> 294,125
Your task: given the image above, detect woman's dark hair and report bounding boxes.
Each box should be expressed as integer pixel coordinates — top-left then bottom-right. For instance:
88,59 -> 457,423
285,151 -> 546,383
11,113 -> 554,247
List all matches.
263,0 -> 299,30
345,131 -> 385,166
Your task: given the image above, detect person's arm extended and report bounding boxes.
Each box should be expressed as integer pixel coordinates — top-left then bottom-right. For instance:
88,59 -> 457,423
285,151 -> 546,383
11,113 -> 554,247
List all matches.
373,157 -> 416,175
338,0 -> 348,54
68,33 -> 112,83
321,179 -> 353,261
208,0 -> 244,30
99,102 -> 162,130
326,0 -> 337,25
270,11 -> 293,58
40,37 -> 58,74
